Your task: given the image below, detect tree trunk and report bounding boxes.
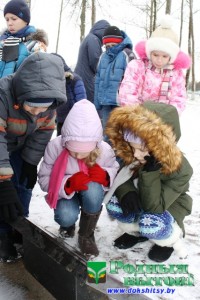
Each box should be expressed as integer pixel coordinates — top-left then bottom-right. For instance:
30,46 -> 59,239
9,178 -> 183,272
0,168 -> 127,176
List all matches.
165,0 -> 172,14
91,0 -> 96,26
25,0 -> 31,8
186,0 -> 195,93
179,0 -> 184,47
56,0 -> 63,53
149,0 -> 157,37
80,0 -> 87,42
189,0 -> 195,93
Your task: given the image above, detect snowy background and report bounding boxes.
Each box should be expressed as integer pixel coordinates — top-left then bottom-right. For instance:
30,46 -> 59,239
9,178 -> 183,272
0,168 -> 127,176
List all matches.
25,96 -> 200,300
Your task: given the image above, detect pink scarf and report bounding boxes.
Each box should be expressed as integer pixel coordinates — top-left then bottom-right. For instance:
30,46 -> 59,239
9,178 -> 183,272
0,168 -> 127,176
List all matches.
46,148 -> 88,209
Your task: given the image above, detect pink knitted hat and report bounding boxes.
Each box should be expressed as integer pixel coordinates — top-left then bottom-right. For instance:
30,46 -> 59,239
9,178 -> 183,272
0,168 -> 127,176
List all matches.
65,140 -> 97,153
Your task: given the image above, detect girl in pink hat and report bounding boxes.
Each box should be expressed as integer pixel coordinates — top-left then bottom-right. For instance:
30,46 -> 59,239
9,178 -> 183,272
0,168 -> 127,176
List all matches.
38,99 -> 119,257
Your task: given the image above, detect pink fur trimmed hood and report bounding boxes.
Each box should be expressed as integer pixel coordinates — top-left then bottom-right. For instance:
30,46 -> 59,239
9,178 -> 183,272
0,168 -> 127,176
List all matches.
135,40 -> 191,70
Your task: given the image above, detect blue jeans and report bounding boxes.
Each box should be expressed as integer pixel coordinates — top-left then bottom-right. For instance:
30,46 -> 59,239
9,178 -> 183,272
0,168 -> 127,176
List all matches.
0,150 -> 32,235
101,105 -> 117,143
54,182 -> 104,228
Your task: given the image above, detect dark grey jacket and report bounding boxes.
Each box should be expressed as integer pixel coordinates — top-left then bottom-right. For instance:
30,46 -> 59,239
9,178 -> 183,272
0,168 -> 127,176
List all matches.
0,52 -> 67,178
74,20 -> 110,102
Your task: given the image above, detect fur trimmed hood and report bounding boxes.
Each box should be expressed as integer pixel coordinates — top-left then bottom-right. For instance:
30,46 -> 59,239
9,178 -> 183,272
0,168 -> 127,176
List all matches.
105,101 -> 182,175
135,40 -> 191,70
26,28 -> 49,46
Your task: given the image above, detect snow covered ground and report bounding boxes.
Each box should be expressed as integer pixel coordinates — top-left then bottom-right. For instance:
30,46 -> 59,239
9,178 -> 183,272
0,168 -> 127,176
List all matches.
1,98 -> 199,299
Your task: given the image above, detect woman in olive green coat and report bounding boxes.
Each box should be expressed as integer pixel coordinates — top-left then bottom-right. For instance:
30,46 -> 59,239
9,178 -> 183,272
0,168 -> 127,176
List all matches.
104,101 -> 193,262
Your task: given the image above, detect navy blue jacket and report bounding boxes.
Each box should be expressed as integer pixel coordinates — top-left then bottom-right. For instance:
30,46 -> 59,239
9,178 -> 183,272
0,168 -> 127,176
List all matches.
56,73 -> 86,123
74,20 -> 110,102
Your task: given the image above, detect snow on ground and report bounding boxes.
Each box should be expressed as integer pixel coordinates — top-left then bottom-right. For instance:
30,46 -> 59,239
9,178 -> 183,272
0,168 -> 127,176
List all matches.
0,274 -> 27,300
26,98 -> 200,299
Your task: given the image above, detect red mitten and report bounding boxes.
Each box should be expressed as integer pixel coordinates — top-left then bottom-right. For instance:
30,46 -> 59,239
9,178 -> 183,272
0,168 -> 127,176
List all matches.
88,164 -> 110,187
64,172 -> 91,195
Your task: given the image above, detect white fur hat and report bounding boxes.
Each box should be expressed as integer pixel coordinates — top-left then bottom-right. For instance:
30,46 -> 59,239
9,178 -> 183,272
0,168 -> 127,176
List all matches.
146,14 -> 179,63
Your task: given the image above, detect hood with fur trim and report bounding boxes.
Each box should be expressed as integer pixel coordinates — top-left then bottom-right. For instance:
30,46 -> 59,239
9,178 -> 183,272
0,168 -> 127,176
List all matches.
105,101 -> 182,175
26,28 -> 49,46
135,40 -> 191,70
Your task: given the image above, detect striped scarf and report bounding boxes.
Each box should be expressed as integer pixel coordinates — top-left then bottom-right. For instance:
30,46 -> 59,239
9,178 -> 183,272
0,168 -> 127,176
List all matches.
141,61 -> 174,102
158,65 -> 174,101
0,25 -> 36,62
0,37 -> 24,62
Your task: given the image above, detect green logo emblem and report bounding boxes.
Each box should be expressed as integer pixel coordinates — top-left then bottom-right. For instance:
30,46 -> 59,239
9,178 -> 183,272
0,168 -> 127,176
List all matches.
87,261 -> 107,284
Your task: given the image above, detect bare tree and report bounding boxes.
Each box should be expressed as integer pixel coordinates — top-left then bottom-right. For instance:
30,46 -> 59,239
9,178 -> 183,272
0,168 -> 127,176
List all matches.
91,0 -> 96,26
165,0 -> 172,14
25,0 -> 31,9
149,0 -> 157,36
186,0 -> 195,93
56,0 -> 64,53
179,0 -> 184,47
62,0 -> 92,42
80,0 -> 87,41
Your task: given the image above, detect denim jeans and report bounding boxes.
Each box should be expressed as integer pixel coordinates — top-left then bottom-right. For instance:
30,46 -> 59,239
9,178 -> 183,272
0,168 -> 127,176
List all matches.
54,182 -> 104,228
0,150 -> 32,235
101,105 -> 117,143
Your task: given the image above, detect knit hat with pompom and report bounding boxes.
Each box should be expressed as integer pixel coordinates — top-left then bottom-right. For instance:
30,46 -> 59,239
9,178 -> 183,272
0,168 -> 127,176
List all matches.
146,14 -> 179,63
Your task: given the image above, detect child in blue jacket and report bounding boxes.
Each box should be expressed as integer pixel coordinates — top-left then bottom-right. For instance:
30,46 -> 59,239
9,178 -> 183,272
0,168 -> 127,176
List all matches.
94,25 -> 136,139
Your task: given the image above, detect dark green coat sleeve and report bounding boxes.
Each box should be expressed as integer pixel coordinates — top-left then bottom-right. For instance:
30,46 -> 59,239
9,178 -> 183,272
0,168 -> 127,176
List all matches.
115,177 -> 138,204
138,156 -> 193,231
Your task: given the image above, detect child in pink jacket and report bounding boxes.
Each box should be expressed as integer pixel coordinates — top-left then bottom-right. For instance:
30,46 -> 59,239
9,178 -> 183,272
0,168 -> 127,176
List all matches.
118,15 -> 191,115
38,99 -> 119,257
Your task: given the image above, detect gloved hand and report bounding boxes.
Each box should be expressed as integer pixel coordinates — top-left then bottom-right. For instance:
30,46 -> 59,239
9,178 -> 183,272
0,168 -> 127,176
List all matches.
0,181 -> 24,222
64,172 -> 91,195
88,164 -> 110,187
19,160 -> 38,189
120,191 -> 141,216
143,155 -> 162,172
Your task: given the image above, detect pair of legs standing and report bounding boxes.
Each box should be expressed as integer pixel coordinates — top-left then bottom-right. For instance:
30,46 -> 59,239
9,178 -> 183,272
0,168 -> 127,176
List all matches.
0,150 -> 32,262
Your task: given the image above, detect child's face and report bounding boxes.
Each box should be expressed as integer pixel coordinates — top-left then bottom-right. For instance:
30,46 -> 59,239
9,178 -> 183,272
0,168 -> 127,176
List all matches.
5,13 -> 27,34
104,42 -> 118,50
129,142 -> 149,164
68,151 -> 90,160
150,50 -> 171,68
23,104 -> 48,116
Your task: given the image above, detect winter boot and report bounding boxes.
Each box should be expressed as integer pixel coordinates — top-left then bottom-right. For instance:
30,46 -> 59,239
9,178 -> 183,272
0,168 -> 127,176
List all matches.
11,229 -> 24,258
78,207 -> 102,257
114,233 -> 148,249
59,225 -> 75,238
0,233 -> 19,263
12,229 -> 23,245
148,244 -> 174,262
